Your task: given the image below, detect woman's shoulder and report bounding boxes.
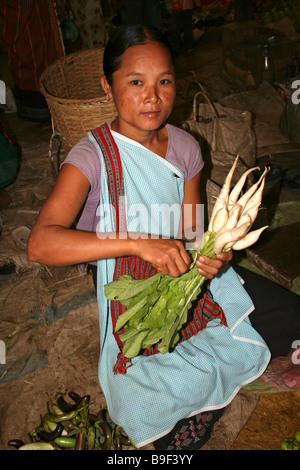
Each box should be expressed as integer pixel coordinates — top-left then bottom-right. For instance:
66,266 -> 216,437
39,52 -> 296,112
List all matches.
62,135 -> 100,186
166,123 -> 200,149
166,123 -> 203,181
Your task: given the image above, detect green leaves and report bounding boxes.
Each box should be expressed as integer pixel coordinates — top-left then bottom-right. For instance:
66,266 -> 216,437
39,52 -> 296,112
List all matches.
105,256 -> 210,358
115,297 -> 148,331
104,233 -> 218,359
104,273 -> 161,302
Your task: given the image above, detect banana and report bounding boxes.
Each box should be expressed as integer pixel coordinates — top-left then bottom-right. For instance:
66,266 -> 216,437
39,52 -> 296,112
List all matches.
18,442 -> 55,450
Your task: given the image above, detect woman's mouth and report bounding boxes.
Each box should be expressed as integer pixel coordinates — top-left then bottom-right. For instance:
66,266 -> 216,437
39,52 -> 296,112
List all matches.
142,110 -> 161,118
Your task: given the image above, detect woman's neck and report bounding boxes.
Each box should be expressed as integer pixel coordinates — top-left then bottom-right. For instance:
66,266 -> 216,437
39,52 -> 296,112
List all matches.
111,118 -> 168,158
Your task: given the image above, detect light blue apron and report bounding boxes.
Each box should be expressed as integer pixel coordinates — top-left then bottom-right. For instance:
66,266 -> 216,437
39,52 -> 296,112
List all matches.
89,128 -> 271,448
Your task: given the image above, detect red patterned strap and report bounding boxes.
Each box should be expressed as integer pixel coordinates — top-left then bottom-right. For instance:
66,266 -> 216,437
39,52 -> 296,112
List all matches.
91,125 -> 156,353
91,124 -> 227,374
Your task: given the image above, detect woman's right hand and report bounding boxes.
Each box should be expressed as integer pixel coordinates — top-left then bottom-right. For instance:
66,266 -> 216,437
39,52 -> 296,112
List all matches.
132,236 -> 191,277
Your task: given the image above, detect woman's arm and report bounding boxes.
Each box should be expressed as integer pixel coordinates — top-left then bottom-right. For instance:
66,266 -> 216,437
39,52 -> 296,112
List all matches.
28,164 -> 231,277
27,163 -> 117,266
181,171 -> 232,279
27,163 -> 191,275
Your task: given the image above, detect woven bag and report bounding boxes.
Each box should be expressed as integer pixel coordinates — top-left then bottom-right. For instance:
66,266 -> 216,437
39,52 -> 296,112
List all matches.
180,82 -> 257,169
280,92 -> 300,145
39,48 -> 117,153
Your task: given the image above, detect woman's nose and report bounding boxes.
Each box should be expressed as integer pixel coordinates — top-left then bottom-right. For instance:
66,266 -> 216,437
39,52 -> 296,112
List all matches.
144,86 -> 160,104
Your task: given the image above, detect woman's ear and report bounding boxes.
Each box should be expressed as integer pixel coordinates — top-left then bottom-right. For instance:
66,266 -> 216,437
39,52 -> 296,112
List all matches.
101,74 -> 112,99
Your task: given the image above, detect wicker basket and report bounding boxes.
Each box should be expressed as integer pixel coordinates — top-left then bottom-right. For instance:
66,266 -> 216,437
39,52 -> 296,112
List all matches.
39,48 -> 117,153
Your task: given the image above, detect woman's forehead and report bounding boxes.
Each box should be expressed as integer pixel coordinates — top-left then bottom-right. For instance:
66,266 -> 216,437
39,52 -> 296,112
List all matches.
118,41 -> 174,69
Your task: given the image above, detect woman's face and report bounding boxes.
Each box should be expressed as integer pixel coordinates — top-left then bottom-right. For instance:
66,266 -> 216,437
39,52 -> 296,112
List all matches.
105,41 -> 176,137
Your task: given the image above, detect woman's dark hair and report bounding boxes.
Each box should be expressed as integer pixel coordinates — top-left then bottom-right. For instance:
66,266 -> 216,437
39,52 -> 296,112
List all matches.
103,24 -> 175,85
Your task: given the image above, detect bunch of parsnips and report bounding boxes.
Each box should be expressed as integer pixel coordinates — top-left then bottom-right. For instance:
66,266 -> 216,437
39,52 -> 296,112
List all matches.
105,156 -> 269,358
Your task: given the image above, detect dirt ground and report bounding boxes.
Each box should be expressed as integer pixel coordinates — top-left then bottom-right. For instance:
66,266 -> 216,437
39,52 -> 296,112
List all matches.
1,25 -> 300,452
230,390 -> 300,450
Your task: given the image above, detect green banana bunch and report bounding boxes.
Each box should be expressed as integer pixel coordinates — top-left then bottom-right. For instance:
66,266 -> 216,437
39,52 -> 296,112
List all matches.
8,391 -> 135,451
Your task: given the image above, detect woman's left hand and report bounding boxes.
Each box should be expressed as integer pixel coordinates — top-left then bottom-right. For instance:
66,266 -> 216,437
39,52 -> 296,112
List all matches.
196,250 -> 233,279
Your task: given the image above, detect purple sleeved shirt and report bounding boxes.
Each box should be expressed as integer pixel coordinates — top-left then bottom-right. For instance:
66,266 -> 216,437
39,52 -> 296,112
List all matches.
62,123 -> 204,238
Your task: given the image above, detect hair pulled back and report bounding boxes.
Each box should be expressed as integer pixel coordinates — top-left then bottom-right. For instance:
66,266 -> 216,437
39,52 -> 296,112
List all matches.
103,24 -> 175,86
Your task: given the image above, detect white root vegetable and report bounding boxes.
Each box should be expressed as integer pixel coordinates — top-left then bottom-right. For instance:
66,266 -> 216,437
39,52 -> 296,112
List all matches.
228,166 -> 259,207
208,154 -> 240,232
211,202 -> 229,234
241,174 -> 267,216
231,225 -> 269,250
223,213 -> 251,250
206,157 -> 269,257
236,167 -> 269,212
216,203 -> 241,235
213,220 -> 251,254
237,202 -> 260,228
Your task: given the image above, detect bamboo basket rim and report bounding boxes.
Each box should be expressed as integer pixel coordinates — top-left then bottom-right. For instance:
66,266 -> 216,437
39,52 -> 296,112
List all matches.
40,89 -> 109,105
39,48 -> 106,104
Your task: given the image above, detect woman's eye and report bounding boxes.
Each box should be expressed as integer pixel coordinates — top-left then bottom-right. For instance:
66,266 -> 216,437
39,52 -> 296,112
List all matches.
160,79 -> 171,85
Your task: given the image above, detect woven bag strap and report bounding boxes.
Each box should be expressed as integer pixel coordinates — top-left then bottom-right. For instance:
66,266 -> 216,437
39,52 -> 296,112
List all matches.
91,123 -> 124,232
90,124 -> 127,350
192,81 -> 224,152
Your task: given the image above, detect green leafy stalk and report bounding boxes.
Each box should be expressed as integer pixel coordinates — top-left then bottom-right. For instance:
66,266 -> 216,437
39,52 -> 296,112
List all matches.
104,231 -> 216,358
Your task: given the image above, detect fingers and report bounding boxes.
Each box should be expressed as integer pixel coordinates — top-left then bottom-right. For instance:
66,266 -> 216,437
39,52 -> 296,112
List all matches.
154,242 -> 190,278
216,250 -> 233,263
136,237 -> 232,279
196,250 -> 232,279
137,238 -> 190,278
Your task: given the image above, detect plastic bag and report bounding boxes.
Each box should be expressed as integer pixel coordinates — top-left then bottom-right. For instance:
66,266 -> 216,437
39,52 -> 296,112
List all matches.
260,346 -> 300,390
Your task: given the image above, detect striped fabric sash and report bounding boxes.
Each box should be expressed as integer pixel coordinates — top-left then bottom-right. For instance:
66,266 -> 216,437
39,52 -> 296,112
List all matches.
91,124 -> 227,374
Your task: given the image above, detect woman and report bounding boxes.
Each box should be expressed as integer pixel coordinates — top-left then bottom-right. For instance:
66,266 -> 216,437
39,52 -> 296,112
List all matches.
27,25 -> 272,450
